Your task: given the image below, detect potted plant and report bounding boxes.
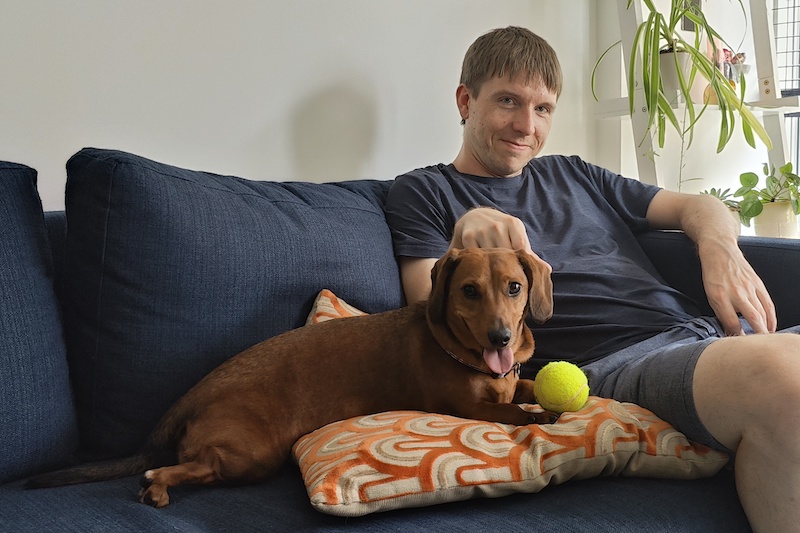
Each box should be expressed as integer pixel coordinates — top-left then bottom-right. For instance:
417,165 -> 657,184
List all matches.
592,0 -> 772,154
735,162 -> 800,238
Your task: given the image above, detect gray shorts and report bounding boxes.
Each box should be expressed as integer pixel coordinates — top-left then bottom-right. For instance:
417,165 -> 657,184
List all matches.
582,317 -> 733,452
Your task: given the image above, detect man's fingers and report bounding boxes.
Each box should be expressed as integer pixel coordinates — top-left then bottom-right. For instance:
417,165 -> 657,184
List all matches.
453,208 -> 532,251
758,286 -> 778,333
712,301 -> 745,336
711,289 -> 773,336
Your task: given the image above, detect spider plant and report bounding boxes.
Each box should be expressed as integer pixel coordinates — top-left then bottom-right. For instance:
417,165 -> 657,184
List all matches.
592,0 -> 772,154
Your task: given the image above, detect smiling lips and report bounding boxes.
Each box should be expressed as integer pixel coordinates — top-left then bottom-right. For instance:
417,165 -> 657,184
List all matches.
502,139 -> 531,152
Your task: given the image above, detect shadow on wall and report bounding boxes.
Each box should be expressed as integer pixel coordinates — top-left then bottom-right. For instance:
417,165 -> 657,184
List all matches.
290,81 -> 378,182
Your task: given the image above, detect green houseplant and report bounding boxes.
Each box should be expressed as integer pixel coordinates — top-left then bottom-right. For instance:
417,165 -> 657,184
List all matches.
735,162 -> 800,237
592,0 -> 772,154
701,186 -> 738,209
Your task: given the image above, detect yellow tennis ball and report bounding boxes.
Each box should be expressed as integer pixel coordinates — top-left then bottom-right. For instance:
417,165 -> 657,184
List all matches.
533,361 -> 589,413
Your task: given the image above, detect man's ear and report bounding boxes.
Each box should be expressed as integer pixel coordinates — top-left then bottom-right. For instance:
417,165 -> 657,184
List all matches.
516,250 -> 553,324
455,84 -> 471,124
428,249 -> 461,323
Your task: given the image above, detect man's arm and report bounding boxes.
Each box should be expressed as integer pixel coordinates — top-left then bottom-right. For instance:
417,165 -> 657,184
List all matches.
646,189 -> 776,335
399,257 -> 437,305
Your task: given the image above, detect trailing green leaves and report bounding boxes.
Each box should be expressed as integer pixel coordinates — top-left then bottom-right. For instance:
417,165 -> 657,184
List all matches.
597,0 -> 773,155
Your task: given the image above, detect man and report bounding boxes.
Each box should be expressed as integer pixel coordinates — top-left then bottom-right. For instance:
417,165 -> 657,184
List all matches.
384,26 -> 800,532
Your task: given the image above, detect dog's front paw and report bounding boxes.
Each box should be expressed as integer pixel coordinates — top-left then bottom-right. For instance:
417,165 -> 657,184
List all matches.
139,471 -> 170,507
139,485 -> 170,508
527,410 -> 559,425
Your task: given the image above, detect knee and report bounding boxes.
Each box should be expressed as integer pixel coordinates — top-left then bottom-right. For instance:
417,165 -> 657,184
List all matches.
742,334 -> 800,395
739,334 -> 800,432
695,333 -> 800,453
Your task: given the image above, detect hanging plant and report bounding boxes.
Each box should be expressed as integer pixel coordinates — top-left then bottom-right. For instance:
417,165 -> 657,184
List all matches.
592,0 -> 772,154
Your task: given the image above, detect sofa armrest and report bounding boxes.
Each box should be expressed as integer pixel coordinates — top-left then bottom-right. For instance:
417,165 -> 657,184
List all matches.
638,231 -> 800,330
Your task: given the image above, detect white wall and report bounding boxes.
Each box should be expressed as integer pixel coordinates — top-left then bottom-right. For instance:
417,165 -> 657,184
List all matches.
1,0 -> 596,211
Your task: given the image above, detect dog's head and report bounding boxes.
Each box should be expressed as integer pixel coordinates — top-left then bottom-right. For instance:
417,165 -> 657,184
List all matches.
427,248 -> 553,375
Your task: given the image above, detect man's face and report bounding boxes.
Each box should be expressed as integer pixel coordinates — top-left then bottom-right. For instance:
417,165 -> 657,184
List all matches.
455,74 -> 557,177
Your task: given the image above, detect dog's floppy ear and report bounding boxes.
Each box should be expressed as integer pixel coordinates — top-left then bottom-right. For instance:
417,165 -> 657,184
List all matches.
428,249 -> 461,323
516,250 -> 554,324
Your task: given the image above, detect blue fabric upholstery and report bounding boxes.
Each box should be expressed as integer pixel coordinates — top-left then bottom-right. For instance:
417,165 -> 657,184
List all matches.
0,162 -> 78,483
637,231 -> 800,330
0,466 -> 750,532
61,148 -> 404,459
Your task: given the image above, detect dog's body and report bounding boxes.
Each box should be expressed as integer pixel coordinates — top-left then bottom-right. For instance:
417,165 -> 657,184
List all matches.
26,248 -> 555,507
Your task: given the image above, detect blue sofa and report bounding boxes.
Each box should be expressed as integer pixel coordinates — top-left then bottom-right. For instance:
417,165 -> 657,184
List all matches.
2,148 -> 798,531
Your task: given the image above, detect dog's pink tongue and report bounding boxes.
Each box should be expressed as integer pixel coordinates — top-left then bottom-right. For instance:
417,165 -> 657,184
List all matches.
483,347 -> 514,375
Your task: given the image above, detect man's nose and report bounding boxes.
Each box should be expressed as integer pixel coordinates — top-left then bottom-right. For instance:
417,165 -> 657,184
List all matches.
513,107 -> 536,135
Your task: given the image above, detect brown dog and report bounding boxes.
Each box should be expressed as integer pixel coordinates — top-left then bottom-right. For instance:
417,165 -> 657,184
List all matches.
26,248 -> 555,507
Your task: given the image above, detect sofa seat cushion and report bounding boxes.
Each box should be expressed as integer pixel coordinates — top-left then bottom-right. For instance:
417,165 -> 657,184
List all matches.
0,162 -> 78,482
61,148 -> 403,459
0,465 -> 751,532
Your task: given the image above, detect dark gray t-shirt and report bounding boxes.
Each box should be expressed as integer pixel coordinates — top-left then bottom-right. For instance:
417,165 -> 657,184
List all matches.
385,155 -> 700,375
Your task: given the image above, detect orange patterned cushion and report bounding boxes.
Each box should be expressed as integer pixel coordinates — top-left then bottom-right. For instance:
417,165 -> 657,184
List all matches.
296,291 -> 730,517
306,289 -> 366,324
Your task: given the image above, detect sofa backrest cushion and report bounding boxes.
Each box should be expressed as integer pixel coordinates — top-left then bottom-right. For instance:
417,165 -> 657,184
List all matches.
0,162 -> 78,482
62,148 -> 404,459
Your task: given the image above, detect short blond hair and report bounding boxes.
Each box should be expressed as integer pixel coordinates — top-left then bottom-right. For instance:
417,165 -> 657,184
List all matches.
460,26 -> 562,98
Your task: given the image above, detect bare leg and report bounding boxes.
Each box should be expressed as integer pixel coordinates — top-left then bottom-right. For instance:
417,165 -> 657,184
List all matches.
693,333 -> 800,532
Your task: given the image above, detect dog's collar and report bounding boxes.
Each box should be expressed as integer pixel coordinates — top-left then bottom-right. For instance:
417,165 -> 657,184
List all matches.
444,348 -> 521,379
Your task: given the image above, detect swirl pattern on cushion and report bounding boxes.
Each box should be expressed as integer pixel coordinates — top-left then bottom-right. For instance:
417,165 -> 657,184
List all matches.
295,290 -> 730,517
293,401 -> 728,517
306,289 -> 367,324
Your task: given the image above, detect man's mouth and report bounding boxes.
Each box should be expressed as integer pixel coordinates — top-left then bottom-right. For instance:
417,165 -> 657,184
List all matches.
502,140 -> 530,151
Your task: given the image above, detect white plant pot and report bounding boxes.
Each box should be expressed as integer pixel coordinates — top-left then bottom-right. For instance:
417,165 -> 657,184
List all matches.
753,202 -> 799,239
660,50 -> 690,95
660,50 -> 706,104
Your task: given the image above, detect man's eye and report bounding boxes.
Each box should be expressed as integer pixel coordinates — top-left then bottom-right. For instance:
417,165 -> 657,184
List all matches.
463,285 -> 479,299
508,282 -> 522,296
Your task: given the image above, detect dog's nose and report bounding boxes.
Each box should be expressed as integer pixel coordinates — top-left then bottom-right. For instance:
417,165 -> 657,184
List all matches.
488,328 -> 512,348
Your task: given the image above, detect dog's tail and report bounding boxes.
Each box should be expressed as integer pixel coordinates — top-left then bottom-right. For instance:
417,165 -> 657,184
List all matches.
25,399 -> 192,489
25,380 -> 204,490
24,450 -> 171,489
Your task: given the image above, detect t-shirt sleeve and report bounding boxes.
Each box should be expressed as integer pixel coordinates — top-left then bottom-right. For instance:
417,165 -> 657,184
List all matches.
385,172 -> 454,260
580,157 -> 661,233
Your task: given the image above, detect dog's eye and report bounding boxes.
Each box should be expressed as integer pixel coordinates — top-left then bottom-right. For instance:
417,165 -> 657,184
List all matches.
462,285 -> 479,299
508,282 -> 522,296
